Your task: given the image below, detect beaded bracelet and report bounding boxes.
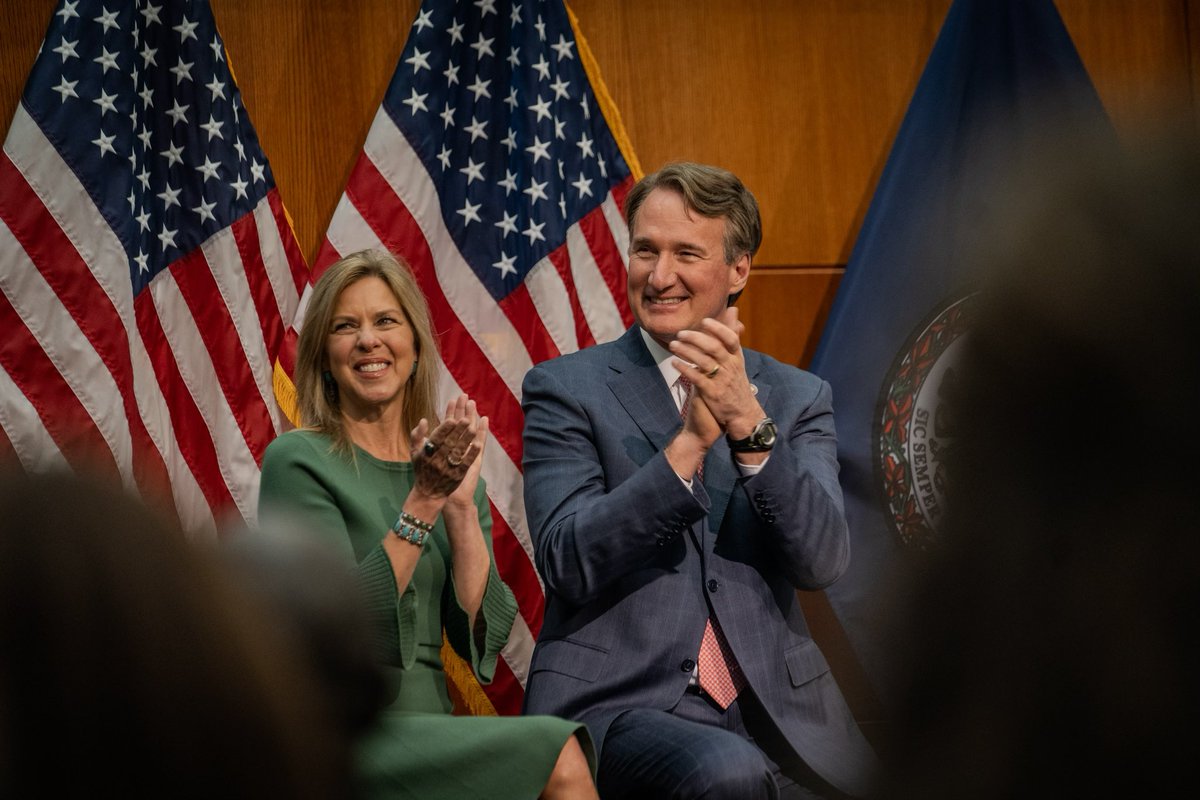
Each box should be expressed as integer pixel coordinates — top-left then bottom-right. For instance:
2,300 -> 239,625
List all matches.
392,510 -> 435,548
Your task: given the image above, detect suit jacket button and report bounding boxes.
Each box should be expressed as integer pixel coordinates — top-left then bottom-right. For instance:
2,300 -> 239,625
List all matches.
681,658 -> 695,672
707,579 -> 720,593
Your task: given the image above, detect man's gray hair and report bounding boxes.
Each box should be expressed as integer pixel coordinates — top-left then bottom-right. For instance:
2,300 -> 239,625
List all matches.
624,162 -> 762,265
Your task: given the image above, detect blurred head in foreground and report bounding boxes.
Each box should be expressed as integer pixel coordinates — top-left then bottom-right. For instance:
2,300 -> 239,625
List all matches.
218,513 -> 388,745
882,130 -> 1200,797
0,470 -> 347,798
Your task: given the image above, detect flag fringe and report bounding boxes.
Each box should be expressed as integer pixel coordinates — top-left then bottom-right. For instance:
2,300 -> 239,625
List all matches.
441,637 -> 499,716
273,360 -> 301,428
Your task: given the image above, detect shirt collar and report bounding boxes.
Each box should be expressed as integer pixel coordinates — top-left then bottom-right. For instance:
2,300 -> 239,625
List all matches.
639,327 -> 680,387
639,328 -> 688,412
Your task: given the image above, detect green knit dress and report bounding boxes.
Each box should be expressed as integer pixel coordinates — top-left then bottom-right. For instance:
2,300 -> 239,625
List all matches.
259,430 -> 592,799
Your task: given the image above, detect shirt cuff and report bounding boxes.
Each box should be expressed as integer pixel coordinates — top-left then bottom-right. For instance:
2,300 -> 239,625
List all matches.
735,454 -> 769,476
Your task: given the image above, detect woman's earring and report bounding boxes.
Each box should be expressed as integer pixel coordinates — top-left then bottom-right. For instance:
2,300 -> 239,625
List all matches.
410,358 -> 418,379
322,370 -> 338,403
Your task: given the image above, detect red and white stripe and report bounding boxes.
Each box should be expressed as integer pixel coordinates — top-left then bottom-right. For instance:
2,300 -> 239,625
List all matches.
315,106 -> 633,711
0,105 -> 307,535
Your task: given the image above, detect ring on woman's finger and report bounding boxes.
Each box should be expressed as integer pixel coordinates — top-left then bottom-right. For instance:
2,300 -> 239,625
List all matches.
423,440 -> 437,457
705,364 -> 721,378
448,453 -> 463,467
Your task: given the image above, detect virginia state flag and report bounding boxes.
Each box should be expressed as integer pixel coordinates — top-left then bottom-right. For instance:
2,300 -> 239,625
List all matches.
810,0 -> 1113,696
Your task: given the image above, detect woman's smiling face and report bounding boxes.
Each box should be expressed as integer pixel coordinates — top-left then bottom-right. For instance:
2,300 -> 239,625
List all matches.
325,276 -> 416,418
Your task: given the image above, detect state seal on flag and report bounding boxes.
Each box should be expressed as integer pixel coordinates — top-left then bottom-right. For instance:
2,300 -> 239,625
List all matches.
874,293 -> 974,550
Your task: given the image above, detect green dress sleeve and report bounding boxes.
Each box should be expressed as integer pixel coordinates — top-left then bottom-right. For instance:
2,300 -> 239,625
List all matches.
441,480 -> 518,684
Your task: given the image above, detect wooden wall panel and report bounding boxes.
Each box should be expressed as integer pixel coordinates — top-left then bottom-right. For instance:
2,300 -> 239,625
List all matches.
569,0 -> 953,267
738,269 -> 841,368
0,2 -> 56,128
1059,0 -> 1193,134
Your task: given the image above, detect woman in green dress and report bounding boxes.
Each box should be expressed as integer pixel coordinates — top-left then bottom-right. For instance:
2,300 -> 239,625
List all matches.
259,249 -> 596,799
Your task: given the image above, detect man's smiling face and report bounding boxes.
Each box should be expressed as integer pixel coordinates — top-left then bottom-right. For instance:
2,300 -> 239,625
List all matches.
626,187 -> 750,349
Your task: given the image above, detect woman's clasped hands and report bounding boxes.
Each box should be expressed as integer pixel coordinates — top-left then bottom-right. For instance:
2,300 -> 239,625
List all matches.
410,395 -> 489,502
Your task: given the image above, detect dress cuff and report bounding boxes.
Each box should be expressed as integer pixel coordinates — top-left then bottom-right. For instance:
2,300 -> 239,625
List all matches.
445,563 -> 517,684
359,544 -> 418,669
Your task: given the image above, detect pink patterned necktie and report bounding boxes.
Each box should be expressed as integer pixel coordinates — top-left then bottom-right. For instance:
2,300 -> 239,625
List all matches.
677,375 -> 745,708
677,375 -> 701,478
699,618 -> 746,709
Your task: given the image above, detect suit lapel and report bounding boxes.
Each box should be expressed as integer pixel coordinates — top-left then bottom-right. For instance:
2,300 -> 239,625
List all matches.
606,327 -> 680,452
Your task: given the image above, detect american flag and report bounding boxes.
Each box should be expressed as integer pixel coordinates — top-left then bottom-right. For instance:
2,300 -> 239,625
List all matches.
312,0 -> 639,714
0,0 -> 307,533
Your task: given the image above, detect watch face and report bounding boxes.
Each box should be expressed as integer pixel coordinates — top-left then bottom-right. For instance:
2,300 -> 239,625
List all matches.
756,419 -> 777,447
729,417 -> 777,451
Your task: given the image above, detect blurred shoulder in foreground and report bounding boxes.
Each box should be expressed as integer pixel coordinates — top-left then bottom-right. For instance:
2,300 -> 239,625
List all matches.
881,127 -> 1200,798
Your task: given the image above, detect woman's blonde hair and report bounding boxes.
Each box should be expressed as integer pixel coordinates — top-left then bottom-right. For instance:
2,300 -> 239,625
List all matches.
294,249 -> 440,456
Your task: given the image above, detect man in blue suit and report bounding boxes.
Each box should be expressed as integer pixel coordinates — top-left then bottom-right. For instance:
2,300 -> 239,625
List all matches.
522,163 -> 876,798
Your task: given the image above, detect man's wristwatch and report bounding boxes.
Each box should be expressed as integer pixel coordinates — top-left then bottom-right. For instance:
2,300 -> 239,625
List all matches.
726,418 -> 777,453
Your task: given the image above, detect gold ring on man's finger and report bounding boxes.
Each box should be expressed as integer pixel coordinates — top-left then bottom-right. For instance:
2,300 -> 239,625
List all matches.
705,364 -> 721,378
